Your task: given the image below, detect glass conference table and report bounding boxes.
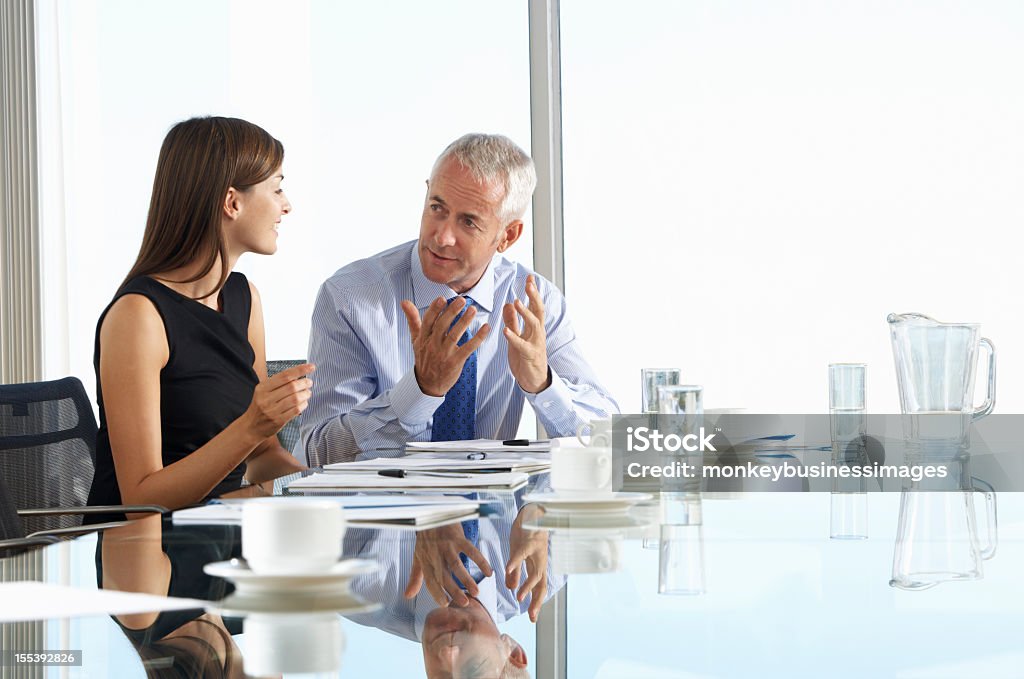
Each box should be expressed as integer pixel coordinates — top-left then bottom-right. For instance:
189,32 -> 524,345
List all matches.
3,472 -> 1024,678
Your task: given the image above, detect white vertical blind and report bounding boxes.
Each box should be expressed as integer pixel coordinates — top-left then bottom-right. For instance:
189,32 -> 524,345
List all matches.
0,0 -> 42,384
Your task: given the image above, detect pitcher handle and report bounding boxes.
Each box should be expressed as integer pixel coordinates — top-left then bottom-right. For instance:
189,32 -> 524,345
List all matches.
972,477 -> 998,560
972,338 -> 996,420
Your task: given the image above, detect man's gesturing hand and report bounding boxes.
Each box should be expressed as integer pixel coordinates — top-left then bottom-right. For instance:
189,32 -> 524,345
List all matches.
404,523 -> 494,608
401,296 -> 490,397
503,276 -> 551,394
506,504 -> 549,622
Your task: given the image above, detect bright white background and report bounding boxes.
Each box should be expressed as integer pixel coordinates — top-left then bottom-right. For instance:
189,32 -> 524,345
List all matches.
42,1 -> 1024,417
561,0 -> 1024,415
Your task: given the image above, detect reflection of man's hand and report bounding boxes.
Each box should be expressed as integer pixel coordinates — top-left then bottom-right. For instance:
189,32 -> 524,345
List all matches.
401,296 -> 491,396
404,523 -> 493,608
506,505 -> 549,622
502,276 -> 551,394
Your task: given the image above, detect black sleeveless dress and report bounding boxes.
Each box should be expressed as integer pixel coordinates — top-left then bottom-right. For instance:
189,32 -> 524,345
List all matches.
86,273 -> 258,522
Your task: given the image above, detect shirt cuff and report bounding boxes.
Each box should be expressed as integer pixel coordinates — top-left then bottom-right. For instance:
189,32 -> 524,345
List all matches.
524,367 -> 575,432
389,369 -> 445,426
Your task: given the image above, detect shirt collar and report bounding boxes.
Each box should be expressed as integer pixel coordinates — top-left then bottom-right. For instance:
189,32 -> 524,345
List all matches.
409,241 -> 497,313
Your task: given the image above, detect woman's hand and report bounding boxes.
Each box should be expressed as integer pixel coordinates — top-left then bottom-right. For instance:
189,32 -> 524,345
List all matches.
243,363 -> 316,439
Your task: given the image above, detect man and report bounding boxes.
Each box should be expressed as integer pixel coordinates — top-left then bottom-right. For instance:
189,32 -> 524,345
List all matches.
300,133 -> 617,465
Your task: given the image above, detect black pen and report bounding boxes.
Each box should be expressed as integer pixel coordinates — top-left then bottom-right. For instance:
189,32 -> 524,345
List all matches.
377,469 -> 475,479
503,438 -> 551,446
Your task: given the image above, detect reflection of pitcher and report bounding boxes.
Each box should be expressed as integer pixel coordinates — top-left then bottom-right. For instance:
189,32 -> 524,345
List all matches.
887,313 -> 995,417
890,480 -> 997,591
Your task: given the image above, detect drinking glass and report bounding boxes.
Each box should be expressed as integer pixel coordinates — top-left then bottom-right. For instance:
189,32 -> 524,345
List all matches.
641,368 -> 681,413
829,363 -> 867,539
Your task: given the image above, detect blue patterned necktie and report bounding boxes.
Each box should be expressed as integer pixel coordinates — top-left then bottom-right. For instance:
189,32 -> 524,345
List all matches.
457,492 -> 480,585
430,296 -> 477,442
459,513 -> 480,576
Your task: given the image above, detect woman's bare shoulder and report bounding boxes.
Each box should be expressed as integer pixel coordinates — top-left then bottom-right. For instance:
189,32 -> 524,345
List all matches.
99,293 -> 169,364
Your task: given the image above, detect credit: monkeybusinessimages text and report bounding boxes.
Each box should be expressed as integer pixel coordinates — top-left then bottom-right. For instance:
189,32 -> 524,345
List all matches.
625,461 -> 949,484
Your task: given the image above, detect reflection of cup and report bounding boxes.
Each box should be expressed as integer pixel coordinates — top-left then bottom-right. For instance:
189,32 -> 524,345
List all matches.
550,446 -> 612,494
890,483 -> 997,590
242,499 -> 345,575
244,612 -> 344,676
576,418 -> 613,448
551,533 -> 621,574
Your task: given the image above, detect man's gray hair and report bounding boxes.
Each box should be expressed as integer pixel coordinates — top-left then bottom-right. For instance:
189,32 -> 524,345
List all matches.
430,133 -> 537,225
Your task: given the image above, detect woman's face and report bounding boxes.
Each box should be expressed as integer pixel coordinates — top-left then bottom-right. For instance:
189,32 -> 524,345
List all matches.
224,170 -> 291,257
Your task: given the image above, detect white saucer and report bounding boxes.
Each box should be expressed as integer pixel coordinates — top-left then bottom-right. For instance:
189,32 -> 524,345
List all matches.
211,591 -> 380,617
204,558 -> 376,596
522,490 -> 652,512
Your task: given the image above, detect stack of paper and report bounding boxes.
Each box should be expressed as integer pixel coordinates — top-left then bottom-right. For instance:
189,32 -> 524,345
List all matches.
325,456 -> 550,475
172,495 -> 482,530
287,471 -> 528,492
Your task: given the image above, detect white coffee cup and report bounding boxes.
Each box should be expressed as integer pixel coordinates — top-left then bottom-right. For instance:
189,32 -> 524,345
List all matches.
242,499 -> 345,575
550,445 -> 613,494
576,418 -> 613,448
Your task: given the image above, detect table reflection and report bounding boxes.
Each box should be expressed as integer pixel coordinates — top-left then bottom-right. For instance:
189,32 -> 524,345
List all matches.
97,515 -> 244,677
343,488 -> 565,679
91,483 -> 567,678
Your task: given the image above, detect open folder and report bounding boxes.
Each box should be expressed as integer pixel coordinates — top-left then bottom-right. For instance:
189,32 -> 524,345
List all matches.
286,471 -> 529,492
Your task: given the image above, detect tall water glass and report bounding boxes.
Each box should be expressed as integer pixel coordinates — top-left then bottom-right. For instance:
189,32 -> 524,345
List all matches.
658,385 -> 704,494
642,368 -> 681,413
829,363 -> 867,540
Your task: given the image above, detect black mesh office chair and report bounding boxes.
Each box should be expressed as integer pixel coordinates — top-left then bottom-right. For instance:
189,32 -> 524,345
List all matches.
266,359 -> 305,454
0,474 -> 59,557
0,376 -> 164,539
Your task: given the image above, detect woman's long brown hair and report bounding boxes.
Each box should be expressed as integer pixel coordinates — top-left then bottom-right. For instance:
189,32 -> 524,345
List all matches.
122,116 -> 284,298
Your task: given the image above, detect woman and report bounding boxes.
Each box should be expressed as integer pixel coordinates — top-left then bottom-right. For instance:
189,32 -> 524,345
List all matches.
86,116 -> 313,518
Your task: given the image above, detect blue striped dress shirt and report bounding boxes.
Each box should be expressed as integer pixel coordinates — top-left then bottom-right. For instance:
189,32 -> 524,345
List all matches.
299,240 -> 618,466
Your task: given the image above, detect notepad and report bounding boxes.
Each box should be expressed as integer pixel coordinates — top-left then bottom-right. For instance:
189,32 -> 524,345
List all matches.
286,471 -> 529,492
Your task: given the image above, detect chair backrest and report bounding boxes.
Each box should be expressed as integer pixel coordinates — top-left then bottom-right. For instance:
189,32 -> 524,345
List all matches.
266,360 -> 305,455
0,377 -> 98,534
0,474 -> 26,541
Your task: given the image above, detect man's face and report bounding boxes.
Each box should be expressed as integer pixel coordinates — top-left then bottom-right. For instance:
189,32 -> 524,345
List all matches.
421,602 -> 526,678
418,157 -> 522,294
